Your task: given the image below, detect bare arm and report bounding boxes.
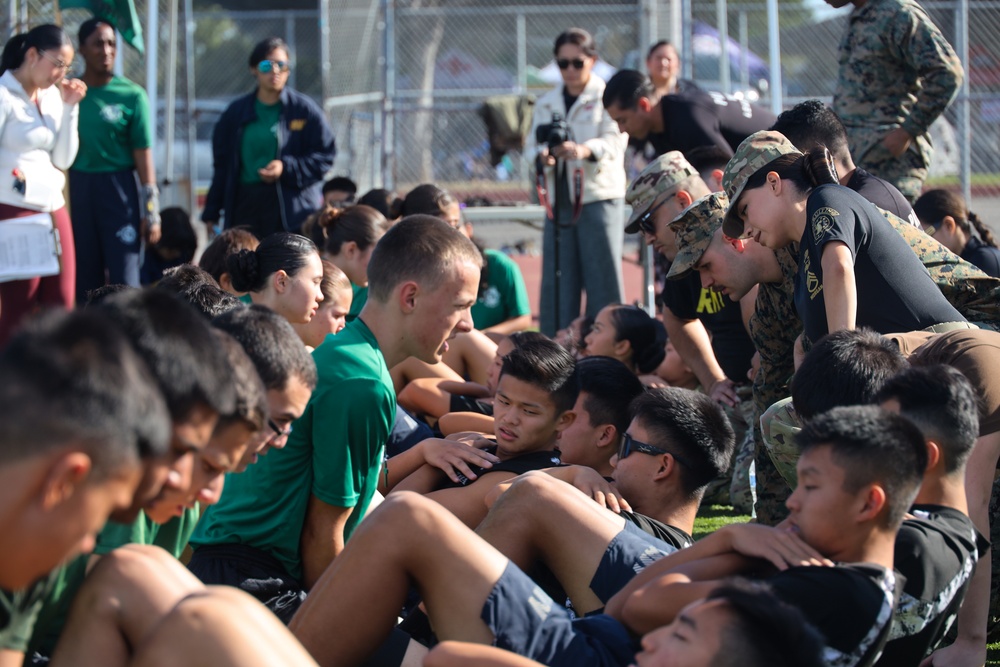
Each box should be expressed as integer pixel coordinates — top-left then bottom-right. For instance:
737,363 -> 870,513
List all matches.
438,412 -> 495,437
820,242 -> 856,333
300,495 -> 353,589
0,650 -> 23,667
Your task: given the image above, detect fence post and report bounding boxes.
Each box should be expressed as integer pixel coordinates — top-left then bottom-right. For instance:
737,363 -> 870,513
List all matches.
955,0 -> 971,204
766,0 -> 782,114
381,0 -> 395,190
681,0 -> 693,80
319,0 -> 330,108
184,0 -> 197,219
717,0 -> 730,94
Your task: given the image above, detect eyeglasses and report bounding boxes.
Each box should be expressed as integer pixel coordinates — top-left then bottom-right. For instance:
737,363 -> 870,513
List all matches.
40,51 -> 71,71
636,195 -> 672,235
618,433 -> 694,469
557,58 -> 587,70
257,59 -> 290,74
267,418 -> 293,441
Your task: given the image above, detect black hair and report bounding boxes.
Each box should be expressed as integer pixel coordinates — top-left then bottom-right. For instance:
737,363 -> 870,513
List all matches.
213,330 -> 268,433
157,207 -> 198,262
0,309 -> 171,473
576,356 -> 645,435
212,305 -> 318,392
876,365 -> 979,475
248,37 -> 289,68
358,188 -> 395,219
630,387 -> 735,499
366,215 -> 482,303
769,100 -> 851,163
1,24 -> 71,76
553,27 -> 597,58
499,339 -> 579,415
685,144 -> 734,173
322,176 -> 358,197
154,264 -> 246,319
796,405 -> 927,528
85,283 -> 134,305
390,183 -> 458,221
708,579 -> 826,667
739,146 -> 839,202
226,232 -> 319,294
78,17 -> 113,48
791,328 -> 907,421
96,290 -> 238,422
914,189 -> 997,249
645,39 -> 675,61
608,305 -> 668,374
309,204 -> 388,257
602,69 -> 655,111
198,227 -> 259,284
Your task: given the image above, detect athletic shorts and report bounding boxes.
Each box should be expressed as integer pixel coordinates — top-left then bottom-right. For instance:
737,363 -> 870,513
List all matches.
589,521 -> 677,604
187,543 -> 306,624
481,563 -> 637,667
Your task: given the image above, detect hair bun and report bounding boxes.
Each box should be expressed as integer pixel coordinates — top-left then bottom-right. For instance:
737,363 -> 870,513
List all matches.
226,249 -> 261,293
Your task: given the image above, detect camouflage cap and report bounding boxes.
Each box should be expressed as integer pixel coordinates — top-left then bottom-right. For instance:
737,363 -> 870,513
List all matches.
721,130 -> 801,239
624,151 -> 698,233
666,192 -> 729,280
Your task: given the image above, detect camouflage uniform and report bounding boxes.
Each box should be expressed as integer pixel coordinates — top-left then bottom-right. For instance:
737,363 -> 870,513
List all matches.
759,397 -> 802,491
667,193 -> 757,514
833,0 -> 964,202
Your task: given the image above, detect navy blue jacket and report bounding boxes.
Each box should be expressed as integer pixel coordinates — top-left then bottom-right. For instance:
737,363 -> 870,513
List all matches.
202,86 -> 335,231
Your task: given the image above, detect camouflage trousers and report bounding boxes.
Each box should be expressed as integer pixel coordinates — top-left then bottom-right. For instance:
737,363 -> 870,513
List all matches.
857,141 -> 928,204
752,396 -> 800,525
703,386 -> 756,514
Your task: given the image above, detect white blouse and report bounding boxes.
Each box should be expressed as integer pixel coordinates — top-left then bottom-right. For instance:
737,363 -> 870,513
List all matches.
0,70 -> 79,212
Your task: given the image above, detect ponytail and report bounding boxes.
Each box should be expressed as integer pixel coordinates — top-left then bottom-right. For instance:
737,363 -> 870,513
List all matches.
0,34 -> 30,76
969,212 -> 998,249
313,204 -> 388,257
913,189 -> 996,248
801,146 -> 839,188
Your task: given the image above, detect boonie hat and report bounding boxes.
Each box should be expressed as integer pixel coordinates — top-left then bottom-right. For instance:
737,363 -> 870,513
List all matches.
624,151 -> 697,233
666,192 -> 729,280
721,131 -> 801,239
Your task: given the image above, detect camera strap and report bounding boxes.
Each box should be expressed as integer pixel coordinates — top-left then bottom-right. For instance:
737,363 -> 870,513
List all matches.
535,154 -> 554,220
570,166 -> 584,224
536,159 -> 586,227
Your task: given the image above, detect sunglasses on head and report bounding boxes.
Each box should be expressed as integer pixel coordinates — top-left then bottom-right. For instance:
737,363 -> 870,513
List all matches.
557,58 -> 586,70
257,59 -> 290,74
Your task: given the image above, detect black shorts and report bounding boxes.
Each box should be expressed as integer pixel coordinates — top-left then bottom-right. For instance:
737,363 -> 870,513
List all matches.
187,543 -> 306,624
481,563 -> 637,667
589,521 -> 677,604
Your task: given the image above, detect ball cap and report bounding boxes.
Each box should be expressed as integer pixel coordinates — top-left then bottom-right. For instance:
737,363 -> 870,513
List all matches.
721,130 -> 801,239
666,192 -> 729,280
625,151 -> 698,233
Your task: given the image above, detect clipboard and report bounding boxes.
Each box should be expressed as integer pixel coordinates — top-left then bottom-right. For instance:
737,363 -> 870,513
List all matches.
0,213 -> 61,283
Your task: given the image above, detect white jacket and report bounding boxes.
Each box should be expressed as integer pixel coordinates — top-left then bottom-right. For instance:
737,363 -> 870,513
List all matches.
527,74 -> 626,204
0,70 -> 79,212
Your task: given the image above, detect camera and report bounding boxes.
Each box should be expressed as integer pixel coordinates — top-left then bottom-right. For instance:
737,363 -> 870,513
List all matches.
535,113 -> 572,151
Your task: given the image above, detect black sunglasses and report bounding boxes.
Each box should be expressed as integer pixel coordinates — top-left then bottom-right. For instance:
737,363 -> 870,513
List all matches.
557,58 -> 586,70
618,433 -> 694,469
636,195 -> 671,235
267,418 -> 293,441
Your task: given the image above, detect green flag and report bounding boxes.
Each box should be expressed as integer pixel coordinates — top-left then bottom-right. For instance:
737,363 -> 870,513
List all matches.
61,0 -> 144,53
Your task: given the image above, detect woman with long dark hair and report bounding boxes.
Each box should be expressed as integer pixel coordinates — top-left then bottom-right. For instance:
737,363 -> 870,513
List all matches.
0,24 -> 87,343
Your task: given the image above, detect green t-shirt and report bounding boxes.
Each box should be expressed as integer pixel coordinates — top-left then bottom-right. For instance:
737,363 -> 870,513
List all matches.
191,319 -> 395,580
239,99 -> 281,184
0,573 -> 56,652
71,75 -> 152,173
26,508 -> 201,656
470,249 -> 530,330
346,283 -> 368,322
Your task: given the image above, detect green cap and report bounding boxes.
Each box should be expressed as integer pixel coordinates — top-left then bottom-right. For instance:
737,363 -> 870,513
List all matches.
666,192 -> 729,280
721,131 -> 801,239
625,151 -> 698,233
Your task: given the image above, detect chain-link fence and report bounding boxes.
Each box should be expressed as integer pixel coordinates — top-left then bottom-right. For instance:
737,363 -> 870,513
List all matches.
5,0 -> 999,212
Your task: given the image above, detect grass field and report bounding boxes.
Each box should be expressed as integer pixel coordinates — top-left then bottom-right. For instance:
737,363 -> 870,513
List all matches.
693,505 -> 1000,662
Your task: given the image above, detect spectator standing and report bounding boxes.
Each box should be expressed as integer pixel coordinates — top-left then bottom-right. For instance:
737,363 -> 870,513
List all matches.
202,37 -> 335,238
829,0 -> 963,202
527,28 -> 627,336
0,24 -> 86,344
70,18 -> 158,302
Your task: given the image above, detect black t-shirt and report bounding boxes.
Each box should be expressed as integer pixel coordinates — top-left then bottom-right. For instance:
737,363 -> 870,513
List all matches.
445,445 -> 561,488
876,505 -> 988,666
661,272 -> 755,381
846,167 -> 919,226
650,88 -> 776,158
619,511 -> 693,549
768,563 -> 899,667
449,394 -> 494,417
961,235 -> 1000,278
794,184 -> 965,343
